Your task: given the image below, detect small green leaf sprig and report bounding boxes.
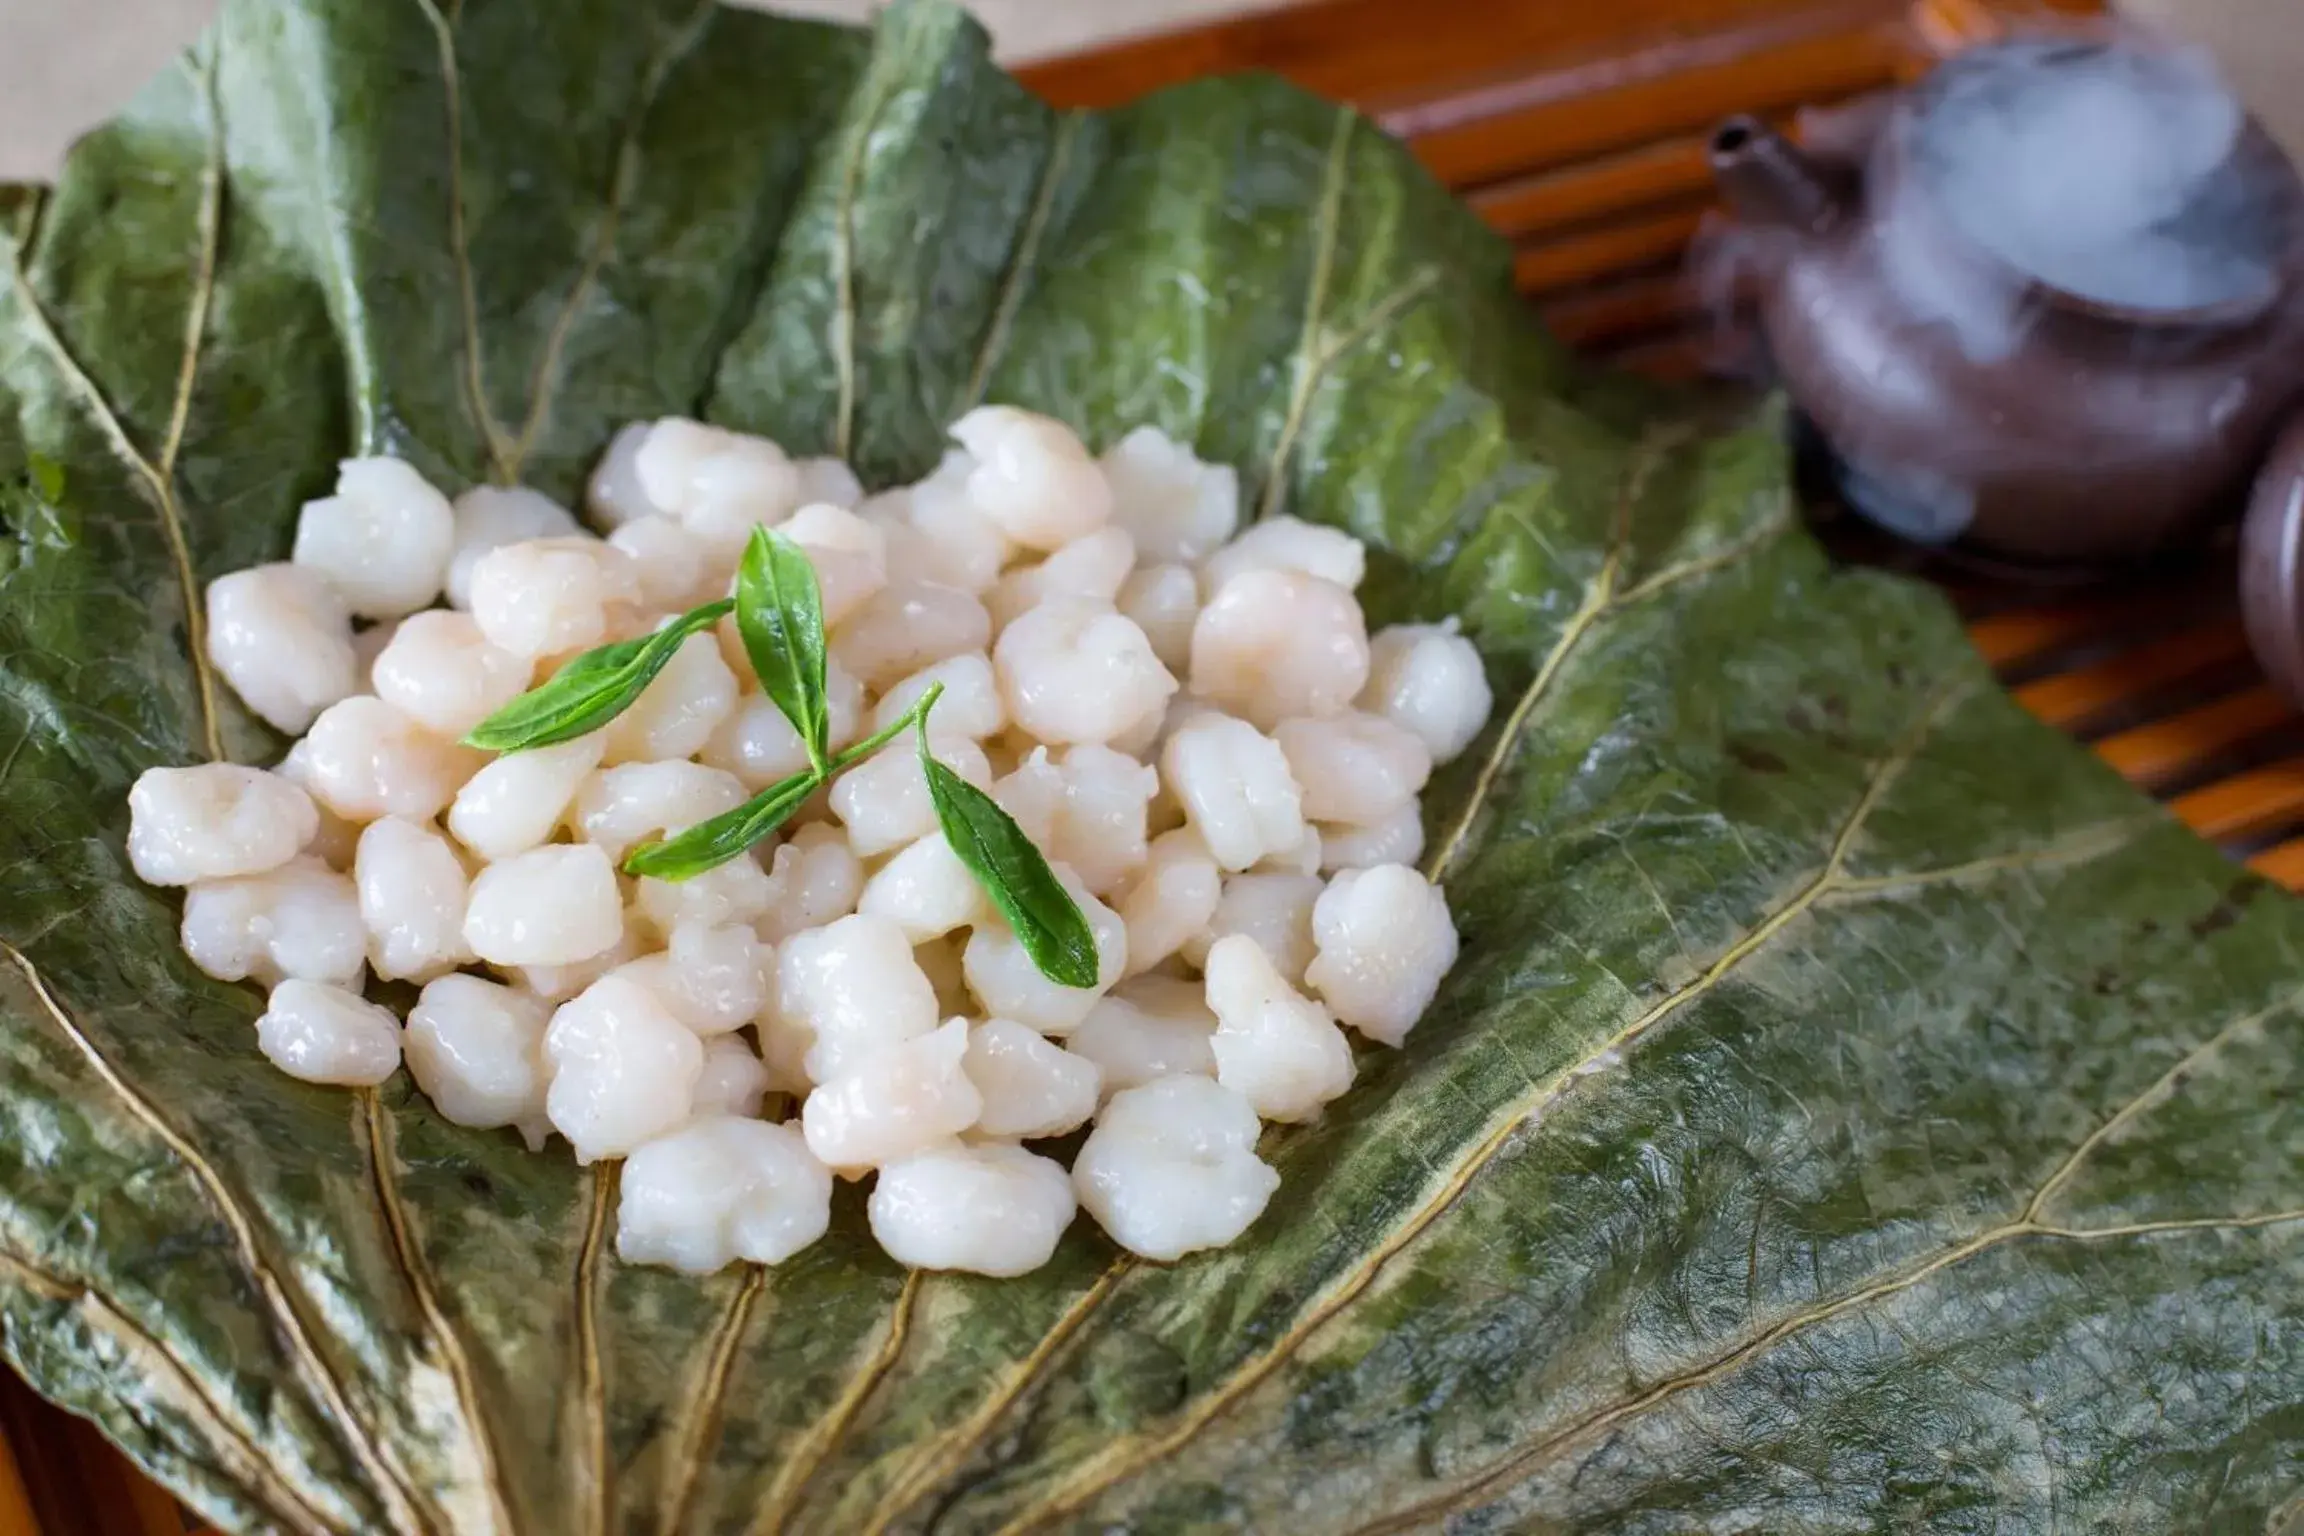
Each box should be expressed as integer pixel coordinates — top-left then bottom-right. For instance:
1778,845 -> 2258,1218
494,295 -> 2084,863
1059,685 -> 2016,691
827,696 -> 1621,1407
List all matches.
463,527 -> 1098,987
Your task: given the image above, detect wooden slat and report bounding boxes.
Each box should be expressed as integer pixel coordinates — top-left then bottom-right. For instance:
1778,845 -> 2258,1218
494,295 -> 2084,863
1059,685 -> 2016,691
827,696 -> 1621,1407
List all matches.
2173,761 -> 2304,841
1514,203 -> 1713,294
2246,836 -> 2304,890
2094,686 -> 2296,788
1405,18 -> 1908,188
2010,621 -> 2255,733
1016,0 -> 1898,109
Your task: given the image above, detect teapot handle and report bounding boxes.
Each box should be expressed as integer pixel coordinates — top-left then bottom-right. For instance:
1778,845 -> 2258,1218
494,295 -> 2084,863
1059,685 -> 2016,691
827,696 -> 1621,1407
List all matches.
2238,411 -> 2304,709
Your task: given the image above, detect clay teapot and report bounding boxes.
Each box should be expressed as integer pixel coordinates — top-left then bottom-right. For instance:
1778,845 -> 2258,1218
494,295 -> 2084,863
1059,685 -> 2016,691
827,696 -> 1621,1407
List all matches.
1709,36 -> 2304,572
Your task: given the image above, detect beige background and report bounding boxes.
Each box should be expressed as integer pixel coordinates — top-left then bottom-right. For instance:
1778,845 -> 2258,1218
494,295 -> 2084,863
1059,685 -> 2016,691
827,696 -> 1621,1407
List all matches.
0,0 -> 2296,180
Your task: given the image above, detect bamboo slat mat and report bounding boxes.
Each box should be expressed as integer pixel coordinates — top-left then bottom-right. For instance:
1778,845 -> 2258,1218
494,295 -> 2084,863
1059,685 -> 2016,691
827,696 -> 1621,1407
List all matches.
15,0 -> 2303,1529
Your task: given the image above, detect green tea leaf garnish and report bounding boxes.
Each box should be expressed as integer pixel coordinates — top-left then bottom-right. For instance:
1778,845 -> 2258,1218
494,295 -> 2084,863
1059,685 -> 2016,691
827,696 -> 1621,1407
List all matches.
916,705 -> 1099,988
621,769 -> 819,880
736,526 -> 830,776
462,598 -> 732,752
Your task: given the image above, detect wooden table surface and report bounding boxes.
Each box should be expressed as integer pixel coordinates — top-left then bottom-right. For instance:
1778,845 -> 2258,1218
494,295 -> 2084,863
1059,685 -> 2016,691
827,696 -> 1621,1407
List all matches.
15,0 -> 2304,1529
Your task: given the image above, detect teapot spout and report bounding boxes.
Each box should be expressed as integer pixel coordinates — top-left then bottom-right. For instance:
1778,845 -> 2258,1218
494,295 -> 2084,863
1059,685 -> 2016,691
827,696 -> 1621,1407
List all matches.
1710,116 -> 1844,235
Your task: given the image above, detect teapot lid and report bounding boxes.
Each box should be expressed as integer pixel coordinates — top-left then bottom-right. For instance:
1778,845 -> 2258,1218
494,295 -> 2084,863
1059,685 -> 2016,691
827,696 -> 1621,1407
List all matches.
1903,38 -> 2303,324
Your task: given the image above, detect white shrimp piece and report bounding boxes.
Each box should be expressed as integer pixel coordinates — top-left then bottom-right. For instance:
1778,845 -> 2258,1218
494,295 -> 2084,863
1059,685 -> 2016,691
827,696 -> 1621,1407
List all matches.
638,420 -> 803,562
467,538 -> 638,660
1069,976 -> 1218,1096
1305,864 -> 1459,1046
1072,1076 -> 1277,1260
869,1143 -> 1076,1276
800,1018 -> 981,1174
1359,621 -> 1494,765
990,749 -> 1065,847
949,406 -> 1111,552
994,598 -> 1176,747
127,764 -> 317,886
633,418 -> 784,516
780,503 -> 888,628
692,1035 -> 771,1120
617,1117 -> 831,1272
1100,426 -> 1238,564
370,610 -> 532,740
298,697 -> 481,823
180,857 -> 365,988
1118,828 -> 1221,976
616,921 -> 772,1037
633,856 -> 774,937
795,456 -> 864,509
354,817 -> 470,981
256,979 -> 403,1086
829,735 -> 990,859
869,653 -> 1005,741
585,421 -> 660,530
446,734 -> 605,862
963,1018 -> 1101,1138
514,928 -> 643,1003
463,844 -> 623,966
1201,515 -> 1366,593
961,868 -> 1125,1036
204,564 -> 360,734
1204,934 -> 1354,1122
757,823 -> 863,942
1181,871 -> 1323,985
404,975 -> 552,1148
545,974 -> 704,1163
1275,712 -> 1431,826
987,526 -> 1136,630
291,457 -> 455,619
831,580 -> 993,692
1190,569 -> 1369,727
701,660 -> 863,790
571,761 -> 746,862
1253,824 -> 1324,877
1159,710 -> 1304,872
607,515 -> 715,611
600,632 -> 738,766
1116,563 -> 1200,675
275,746 -> 362,869
1045,746 -> 1160,898
874,460 -> 1015,593
858,833 -> 986,943
775,913 -> 940,1084
446,486 -> 581,609
1320,804 -> 1425,872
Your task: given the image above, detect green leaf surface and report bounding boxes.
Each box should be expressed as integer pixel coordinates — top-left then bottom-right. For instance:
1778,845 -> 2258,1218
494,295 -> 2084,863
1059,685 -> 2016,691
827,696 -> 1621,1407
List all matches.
462,597 -> 733,751
919,712 -> 1099,990
0,2 -> 2297,1534
735,525 -> 831,775
623,769 -> 818,881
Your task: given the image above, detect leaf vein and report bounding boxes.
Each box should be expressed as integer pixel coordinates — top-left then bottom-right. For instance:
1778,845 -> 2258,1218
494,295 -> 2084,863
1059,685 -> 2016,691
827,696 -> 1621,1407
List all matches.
0,943 -> 431,1535
662,1263 -> 765,1536
992,680 -> 1967,1533
0,1240 -> 344,1536
749,1270 -> 922,1535
361,1088 -> 518,1535
957,110 -> 1083,417
503,0 -> 716,481
575,1162 -> 617,1536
